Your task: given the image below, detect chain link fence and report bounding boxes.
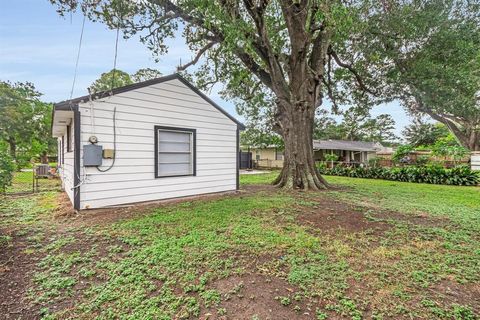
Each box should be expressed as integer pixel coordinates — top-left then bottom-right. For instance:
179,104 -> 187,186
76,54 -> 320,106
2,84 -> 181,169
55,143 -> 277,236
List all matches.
4,167 -> 61,195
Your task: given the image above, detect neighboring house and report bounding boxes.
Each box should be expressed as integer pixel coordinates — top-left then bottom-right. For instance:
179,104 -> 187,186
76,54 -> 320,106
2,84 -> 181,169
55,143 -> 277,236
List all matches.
52,74 -> 244,210
313,140 -> 384,163
243,146 -> 284,168
244,139 -> 384,168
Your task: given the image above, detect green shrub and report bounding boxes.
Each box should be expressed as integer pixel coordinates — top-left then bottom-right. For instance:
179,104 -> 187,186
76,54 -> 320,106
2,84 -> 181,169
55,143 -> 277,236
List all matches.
0,150 -> 15,192
316,162 -> 327,171
324,153 -> 339,167
431,139 -> 469,164
415,155 -> 430,166
368,157 -> 381,167
317,164 -> 479,186
392,145 -> 414,163
324,153 -> 339,162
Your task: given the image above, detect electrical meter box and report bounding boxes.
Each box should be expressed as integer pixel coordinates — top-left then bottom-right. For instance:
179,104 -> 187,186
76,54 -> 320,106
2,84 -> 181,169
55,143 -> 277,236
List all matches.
83,145 -> 103,167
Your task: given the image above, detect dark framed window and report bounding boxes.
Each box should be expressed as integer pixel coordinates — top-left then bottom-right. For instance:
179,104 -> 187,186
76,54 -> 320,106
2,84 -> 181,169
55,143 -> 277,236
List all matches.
154,126 -> 196,178
60,136 -> 64,165
66,125 -> 72,152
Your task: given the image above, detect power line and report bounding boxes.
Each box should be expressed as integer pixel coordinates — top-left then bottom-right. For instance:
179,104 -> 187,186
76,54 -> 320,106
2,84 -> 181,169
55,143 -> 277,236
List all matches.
110,26 -> 120,91
69,14 -> 86,105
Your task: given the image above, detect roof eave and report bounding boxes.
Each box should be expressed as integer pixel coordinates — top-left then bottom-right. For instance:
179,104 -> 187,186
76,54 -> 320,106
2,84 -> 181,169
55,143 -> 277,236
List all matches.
51,103 -> 78,137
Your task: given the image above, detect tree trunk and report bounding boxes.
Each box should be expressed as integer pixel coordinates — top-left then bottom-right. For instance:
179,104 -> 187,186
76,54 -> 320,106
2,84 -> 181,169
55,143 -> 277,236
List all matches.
8,138 -> 16,159
447,125 -> 479,152
273,101 -> 330,190
467,130 -> 479,151
421,108 -> 479,152
7,138 -> 20,171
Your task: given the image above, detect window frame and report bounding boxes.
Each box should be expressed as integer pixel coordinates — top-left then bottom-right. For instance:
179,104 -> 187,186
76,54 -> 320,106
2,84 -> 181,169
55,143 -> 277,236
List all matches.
66,125 -> 72,152
60,136 -> 64,165
154,125 -> 196,178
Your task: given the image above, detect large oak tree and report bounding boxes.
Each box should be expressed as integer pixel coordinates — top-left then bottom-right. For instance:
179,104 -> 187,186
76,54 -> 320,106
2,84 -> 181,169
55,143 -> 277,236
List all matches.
356,0 -> 480,151
50,0 -> 378,190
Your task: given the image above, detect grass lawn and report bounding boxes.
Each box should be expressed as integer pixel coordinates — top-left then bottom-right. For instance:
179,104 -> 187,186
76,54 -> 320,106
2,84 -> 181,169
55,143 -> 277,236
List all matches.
0,173 -> 479,319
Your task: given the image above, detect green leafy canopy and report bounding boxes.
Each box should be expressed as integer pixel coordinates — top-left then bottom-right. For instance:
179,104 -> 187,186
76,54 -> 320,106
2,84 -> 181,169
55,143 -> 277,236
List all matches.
0,81 -> 55,167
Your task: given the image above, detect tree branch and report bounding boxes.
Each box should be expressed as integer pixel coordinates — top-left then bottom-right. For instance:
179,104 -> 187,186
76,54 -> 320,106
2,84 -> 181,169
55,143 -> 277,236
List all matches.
148,0 -> 276,93
176,41 -> 217,71
241,0 -> 290,99
322,54 -> 339,112
328,48 -> 377,95
412,93 -> 470,148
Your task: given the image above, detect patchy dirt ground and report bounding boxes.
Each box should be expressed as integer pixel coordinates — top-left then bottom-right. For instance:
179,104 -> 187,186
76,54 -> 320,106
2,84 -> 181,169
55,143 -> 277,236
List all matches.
1,182 -> 478,319
206,274 -> 320,320
294,196 -> 391,235
0,229 -> 40,319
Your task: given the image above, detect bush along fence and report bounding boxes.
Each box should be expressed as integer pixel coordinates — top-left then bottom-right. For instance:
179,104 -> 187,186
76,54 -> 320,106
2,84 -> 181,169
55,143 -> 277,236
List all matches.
0,149 -> 15,193
317,164 -> 479,186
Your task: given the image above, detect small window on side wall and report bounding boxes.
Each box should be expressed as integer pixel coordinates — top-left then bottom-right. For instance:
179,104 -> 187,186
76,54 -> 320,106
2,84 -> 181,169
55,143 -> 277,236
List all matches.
60,136 -> 64,165
66,125 -> 72,152
155,126 -> 196,178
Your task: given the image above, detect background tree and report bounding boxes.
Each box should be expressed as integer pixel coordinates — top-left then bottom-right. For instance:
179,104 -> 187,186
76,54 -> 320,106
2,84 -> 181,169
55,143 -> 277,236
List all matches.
362,114 -> 397,143
340,108 -> 396,142
240,127 -> 283,149
313,110 -> 344,141
314,107 -> 397,143
50,0 -> 381,190
0,81 -> 55,168
0,148 -> 15,192
431,135 -> 469,165
131,68 -> 163,82
357,0 -> 480,151
89,69 -> 133,93
402,119 -> 450,147
89,68 -> 163,93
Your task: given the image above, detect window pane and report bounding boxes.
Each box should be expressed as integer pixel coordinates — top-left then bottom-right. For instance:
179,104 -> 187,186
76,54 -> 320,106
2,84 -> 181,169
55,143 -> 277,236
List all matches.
158,162 -> 191,176
158,141 -> 191,152
158,130 -> 191,152
158,130 -> 191,143
158,153 -> 191,164
157,128 -> 194,177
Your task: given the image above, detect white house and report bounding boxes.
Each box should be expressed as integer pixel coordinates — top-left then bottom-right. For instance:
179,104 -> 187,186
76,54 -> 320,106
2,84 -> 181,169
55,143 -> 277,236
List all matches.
51,74 -> 244,210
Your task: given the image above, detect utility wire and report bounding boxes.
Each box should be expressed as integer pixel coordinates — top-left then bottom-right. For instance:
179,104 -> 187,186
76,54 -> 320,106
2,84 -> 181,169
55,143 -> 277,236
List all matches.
110,25 -> 120,91
96,107 -> 117,172
69,14 -> 86,107
96,23 -> 122,173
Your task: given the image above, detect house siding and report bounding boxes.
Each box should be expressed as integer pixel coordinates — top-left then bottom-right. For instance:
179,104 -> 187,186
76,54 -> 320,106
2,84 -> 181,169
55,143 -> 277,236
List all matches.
58,123 -> 75,204
77,78 -> 238,209
250,147 -> 284,168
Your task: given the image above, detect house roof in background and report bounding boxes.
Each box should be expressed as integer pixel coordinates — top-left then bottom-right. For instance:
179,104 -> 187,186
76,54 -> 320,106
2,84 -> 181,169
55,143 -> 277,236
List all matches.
53,73 -> 245,129
313,139 -> 384,152
244,140 -> 385,152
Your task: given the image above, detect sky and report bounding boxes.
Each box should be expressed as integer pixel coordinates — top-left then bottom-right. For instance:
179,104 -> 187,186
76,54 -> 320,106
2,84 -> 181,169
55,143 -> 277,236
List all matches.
0,0 -> 411,136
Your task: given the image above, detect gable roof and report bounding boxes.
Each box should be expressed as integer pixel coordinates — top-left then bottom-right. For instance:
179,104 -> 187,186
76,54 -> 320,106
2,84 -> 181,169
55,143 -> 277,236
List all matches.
54,73 -> 245,129
313,139 -> 384,152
